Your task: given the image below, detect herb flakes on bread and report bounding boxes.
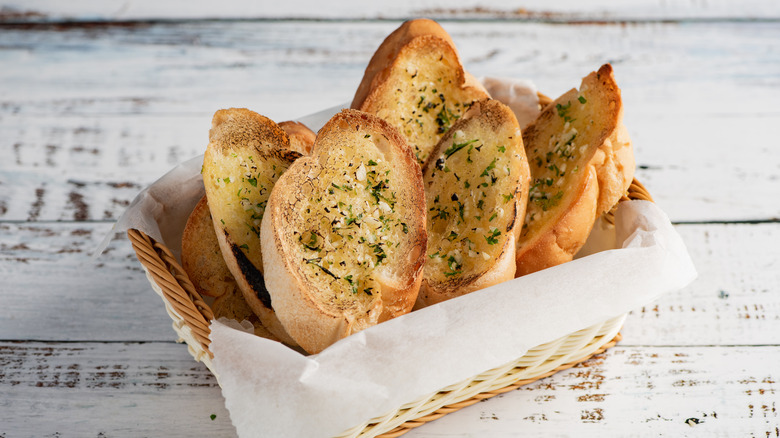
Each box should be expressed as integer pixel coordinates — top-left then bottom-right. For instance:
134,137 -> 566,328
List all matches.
418,99 -> 530,306
352,18 -> 489,166
517,64 -> 634,276
202,108 -> 302,345
261,109 -> 427,354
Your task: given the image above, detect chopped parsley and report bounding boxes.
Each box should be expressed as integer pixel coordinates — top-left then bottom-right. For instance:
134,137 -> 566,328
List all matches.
533,190 -> 565,211
485,228 -> 501,245
480,158 -> 497,177
444,139 -> 478,159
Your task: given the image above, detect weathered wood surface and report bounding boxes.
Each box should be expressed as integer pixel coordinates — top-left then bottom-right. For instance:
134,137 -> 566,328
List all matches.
1,222 -> 778,345
1,342 -> 777,437
1,10 -> 778,438
3,0 -> 780,21
0,341 -> 234,436
2,21 -> 779,222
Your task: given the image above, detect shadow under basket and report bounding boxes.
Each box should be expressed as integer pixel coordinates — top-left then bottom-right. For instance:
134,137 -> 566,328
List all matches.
128,178 -> 653,438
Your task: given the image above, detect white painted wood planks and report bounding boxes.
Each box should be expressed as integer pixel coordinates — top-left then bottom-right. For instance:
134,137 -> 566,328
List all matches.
2,21 -> 778,222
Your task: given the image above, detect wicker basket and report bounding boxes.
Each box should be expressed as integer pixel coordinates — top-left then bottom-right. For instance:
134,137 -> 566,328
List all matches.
128,177 -> 652,437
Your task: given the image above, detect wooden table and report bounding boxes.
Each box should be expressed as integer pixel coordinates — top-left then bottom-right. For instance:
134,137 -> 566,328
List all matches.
2,2 -> 779,436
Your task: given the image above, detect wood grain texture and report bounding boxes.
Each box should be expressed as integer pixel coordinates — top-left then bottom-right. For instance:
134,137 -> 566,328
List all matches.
2,221 -> 777,346
1,21 -> 778,222
622,223 -> 780,346
0,222 -> 178,342
0,341 -> 234,436
3,0 -> 779,21
1,342 -> 777,437
405,346 -> 780,437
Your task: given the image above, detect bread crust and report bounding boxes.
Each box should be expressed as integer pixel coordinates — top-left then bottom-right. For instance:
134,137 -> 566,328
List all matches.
417,99 -> 530,306
278,120 -> 316,155
262,109 -> 427,354
352,19 -> 489,165
516,64 -> 633,276
181,195 -> 235,298
202,108 -> 301,346
353,19 -> 462,109
515,166 -> 599,276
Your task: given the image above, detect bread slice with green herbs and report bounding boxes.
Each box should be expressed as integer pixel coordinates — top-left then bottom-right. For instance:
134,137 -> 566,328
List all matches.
261,109 -> 427,354
418,99 -> 530,306
202,108 -> 302,345
352,18 -> 489,166
517,64 -> 634,276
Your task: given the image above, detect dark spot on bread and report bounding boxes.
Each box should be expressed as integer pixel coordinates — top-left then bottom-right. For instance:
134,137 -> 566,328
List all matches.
231,242 -> 272,309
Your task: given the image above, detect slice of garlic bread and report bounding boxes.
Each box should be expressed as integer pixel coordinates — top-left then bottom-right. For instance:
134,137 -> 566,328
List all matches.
261,109 -> 427,354
202,108 -> 302,345
352,19 -> 489,166
279,120 -> 316,155
418,99 -> 530,306
517,64 -> 633,276
181,195 -> 299,347
181,195 -> 236,298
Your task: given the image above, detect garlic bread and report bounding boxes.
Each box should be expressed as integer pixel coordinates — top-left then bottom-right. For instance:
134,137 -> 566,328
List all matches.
202,108 -> 302,345
517,64 -> 634,276
418,99 -> 530,306
181,195 -> 236,299
261,109 -> 427,354
279,120 -> 316,155
352,19 -> 489,165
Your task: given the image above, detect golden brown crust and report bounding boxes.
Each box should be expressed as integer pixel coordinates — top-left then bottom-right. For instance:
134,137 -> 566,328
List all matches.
278,120 -> 316,155
516,64 -> 633,276
515,166 -> 598,276
202,108 -> 301,346
352,19 -> 461,109
181,195 -> 236,298
262,109 -> 427,354
417,99 -> 529,306
352,19 -> 490,165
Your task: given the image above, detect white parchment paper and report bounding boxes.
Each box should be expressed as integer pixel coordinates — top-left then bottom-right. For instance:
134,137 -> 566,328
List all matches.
102,78 -> 697,438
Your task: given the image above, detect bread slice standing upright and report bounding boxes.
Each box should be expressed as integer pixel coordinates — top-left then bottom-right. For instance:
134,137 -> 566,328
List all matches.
202,108 -> 302,345
517,64 -> 634,276
261,109 -> 427,354
278,120 -> 316,155
418,99 -> 530,306
352,19 -> 489,165
181,195 -> 236,299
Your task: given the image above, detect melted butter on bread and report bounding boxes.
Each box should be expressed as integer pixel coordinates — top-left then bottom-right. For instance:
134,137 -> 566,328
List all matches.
418,99 -> 529,306
262,109 -> 427,354
293,140 -> 409,313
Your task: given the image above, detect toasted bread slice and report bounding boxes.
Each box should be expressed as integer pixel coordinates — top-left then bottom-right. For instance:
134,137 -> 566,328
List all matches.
279,121 -> 316,155
181,195 -> 298,346
261,109 -> 427,354
181,195 -> 236,298
202,108 -> 302,345
517,64 -> 634,276
352,19 -> 490,165
418,99 -> 530,306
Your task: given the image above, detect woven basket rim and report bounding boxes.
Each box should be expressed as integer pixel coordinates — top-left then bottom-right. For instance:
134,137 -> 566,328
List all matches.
128,178 -> 652,437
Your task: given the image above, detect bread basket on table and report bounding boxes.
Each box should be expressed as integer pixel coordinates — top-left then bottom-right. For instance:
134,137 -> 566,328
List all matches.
127,161 -> 654,438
